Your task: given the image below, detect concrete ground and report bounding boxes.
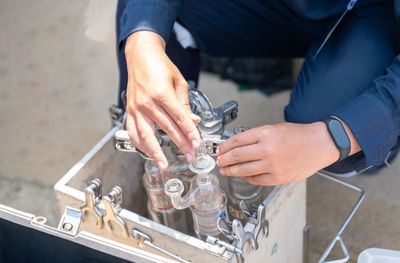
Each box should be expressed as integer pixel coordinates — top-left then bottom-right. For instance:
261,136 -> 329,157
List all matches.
1,1 -> 399,262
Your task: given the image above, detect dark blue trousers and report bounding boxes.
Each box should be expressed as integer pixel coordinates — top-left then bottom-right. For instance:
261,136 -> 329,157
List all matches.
117,0 -> 400,174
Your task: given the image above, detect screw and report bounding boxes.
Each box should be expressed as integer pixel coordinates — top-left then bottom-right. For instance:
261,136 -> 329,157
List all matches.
109,186 -> 122,199
89,179 -> 102,190
131,230 -> 140,240
63,222 -> 73,232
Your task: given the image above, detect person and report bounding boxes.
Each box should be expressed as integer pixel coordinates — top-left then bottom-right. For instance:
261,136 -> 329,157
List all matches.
116,0 -> 400,185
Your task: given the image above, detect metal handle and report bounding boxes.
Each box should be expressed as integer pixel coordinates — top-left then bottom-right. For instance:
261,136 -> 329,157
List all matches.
132,229 -> 191,263
114,129 -> 152,159
114,128 -> 232,157
316,172 -> 365,263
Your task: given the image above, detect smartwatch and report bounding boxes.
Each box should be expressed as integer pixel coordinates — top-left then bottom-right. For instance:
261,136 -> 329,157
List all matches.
322,117 -> 351,162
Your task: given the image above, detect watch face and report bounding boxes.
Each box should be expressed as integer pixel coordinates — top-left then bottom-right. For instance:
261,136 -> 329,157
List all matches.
327,119 -> 350,150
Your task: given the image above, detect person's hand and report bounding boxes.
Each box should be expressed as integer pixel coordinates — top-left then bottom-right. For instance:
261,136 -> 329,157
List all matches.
216,122 -> 343,185
125,31 -> 201,170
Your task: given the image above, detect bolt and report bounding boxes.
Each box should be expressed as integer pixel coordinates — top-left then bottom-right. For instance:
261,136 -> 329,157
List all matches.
63,222 -> 73,232
109,186 -> 122,199
234,125 -> 249,135
90,179 -> 102,190
131,230 -> 141,240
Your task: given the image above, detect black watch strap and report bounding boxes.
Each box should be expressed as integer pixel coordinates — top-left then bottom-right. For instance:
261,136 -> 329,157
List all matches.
322,117 -> 351,162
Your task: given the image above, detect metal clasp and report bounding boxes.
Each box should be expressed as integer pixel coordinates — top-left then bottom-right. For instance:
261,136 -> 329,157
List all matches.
240,201 -> 269,242
109,104 -> 124,127
217,201 -> 269,255
102,186 -> 129,238
113,129 -> 152,159
80,179 -> 104,229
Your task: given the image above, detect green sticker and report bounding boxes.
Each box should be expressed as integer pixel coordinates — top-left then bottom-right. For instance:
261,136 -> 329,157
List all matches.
271,242 -> 278,256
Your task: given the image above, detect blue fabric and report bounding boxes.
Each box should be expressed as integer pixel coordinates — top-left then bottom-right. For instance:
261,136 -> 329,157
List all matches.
117,0 -> 400,171
119,0 -> 182,43
284,12 -> 400,167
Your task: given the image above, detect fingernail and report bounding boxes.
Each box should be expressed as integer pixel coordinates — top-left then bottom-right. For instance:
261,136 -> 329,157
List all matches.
185,152 -> 194,162
192,140 -> 200,148
216,159 -> 220,166
190,113 -> 201,120
220,168 -> 225,175
216,148 -> 220,155
157,161 -> 167,170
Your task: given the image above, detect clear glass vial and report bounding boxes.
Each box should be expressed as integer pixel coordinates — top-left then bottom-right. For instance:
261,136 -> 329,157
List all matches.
165,144 -> 227,240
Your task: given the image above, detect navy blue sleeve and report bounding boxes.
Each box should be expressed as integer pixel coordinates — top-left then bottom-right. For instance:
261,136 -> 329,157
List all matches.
119,0 -> 182,44
333,55 -> 400,166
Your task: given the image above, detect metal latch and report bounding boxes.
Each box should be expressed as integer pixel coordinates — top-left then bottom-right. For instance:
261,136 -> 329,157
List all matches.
132,229 -> 191,263
102,186 -> 129,238
239,201 -> 269,242
114,129 -> 233,157
80,179 -> 104,229
109,104 -> 124,127
113,129 -> 151,159
217,202 -> 269,252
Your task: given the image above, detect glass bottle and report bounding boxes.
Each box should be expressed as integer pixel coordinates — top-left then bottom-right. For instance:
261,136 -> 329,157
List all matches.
168,144 -> 196,190
142,159 -> 189,234
227,176 -> 264,220
165,143 -> 227,240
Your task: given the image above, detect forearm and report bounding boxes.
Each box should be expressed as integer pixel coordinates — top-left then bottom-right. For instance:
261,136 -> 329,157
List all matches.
331,54 -> 400,166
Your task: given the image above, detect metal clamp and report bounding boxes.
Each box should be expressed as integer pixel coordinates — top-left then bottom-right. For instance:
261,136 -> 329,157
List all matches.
102,186 -> 129,238
217,202 -> 268,253
232,219 -> 257,250
113,129 -> 152,159
215,217 -> 246,263
203,133 -> 230,156
239,201 -> 269,242
109,104 -> 124,127
197,101 -> 238,135
80,179 -> 104,229
114,129 -> 233,157
132,229 -> 191,263
216,100 -> 239,126
316,172 -> 365,263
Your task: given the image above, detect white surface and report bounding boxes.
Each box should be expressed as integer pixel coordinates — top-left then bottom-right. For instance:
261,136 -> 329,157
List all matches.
358,248 -> 400,263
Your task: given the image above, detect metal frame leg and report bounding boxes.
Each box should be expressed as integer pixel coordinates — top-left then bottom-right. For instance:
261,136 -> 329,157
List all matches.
316,172 -> 365,263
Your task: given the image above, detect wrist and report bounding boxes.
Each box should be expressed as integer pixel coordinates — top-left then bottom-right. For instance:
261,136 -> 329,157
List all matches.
330,116 -> 360,155
310,121 -> 341,165
125,31 -> 166,55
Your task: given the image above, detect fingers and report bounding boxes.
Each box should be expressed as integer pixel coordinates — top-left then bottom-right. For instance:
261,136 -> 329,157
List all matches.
219,160 -> 266,177
149,104 -> 196,162
173,74 -> 202,125
173,70 -> 192,112
242,174 -> 279,186
217,129 -> 259,155
216,144 -> 260,167
135,112 -> 169,170
190,113 -> 201,125
126,113 -> 148,155
157,93 -> 201,149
